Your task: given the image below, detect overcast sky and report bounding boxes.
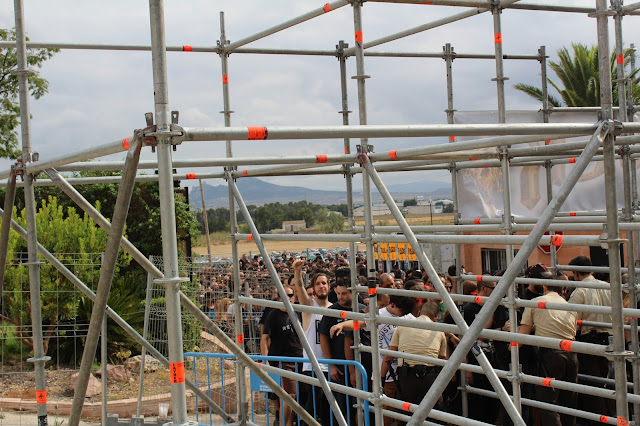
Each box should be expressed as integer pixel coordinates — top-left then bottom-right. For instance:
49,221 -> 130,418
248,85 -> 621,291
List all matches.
1,0 -> 638,194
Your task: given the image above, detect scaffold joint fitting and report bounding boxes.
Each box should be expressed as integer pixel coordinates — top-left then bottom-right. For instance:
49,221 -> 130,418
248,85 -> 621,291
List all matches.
27,356 -> 51,363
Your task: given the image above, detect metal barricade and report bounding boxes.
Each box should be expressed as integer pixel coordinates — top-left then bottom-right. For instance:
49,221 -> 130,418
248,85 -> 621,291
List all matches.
185,352 -> 370,426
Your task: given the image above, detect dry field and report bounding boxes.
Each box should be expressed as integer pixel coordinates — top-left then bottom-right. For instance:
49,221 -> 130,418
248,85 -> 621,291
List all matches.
192,214 -> 454,258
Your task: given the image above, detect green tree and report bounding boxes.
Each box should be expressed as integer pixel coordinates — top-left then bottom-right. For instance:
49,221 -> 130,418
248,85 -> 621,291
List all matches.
0,196 -> 132,356
403,199 -> 418,207
319,212 -> 345,233
1,28 -> 58,159
514,43 -> 640,107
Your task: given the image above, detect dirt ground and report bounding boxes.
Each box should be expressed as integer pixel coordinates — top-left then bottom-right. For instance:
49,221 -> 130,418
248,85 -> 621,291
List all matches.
192,213 -> 454,258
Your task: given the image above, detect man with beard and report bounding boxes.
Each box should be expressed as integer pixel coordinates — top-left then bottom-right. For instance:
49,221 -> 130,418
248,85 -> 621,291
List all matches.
292,259 -> 332,426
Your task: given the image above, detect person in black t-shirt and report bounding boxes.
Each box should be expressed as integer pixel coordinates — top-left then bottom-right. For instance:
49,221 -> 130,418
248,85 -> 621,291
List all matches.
261,287 -> 302,426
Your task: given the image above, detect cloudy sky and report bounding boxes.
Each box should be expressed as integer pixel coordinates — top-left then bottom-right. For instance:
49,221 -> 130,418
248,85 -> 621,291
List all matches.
1,0 -> 637,195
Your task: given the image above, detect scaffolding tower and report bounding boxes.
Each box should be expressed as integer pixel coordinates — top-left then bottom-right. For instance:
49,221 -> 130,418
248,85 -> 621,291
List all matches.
1,1 -> 640,426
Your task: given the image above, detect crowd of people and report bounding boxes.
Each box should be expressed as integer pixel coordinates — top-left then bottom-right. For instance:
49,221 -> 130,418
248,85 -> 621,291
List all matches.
195,252 -> 637,426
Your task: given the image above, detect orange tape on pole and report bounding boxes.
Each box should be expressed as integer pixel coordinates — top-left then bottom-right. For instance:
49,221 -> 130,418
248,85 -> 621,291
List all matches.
570,211 -> 577,216
422,0 -> 433,4
389,150 -> 398,160
537,301 -> 548,309
474,296 -> 483,305
510,342 -> 519,347
601,416 -> 610,424
368,287 -> 377,295
617,54 -> 624,65
222,74 -> 229,84
401,402 -> 411,411
340,311 -> 348,319
122,136 -> 130,150
474,218 -> 481,224
183,45 -> 193,52
569,157 -> 576,163
316,154 -> 328,163
169,362 -> 185,384
242,170 -> 248,177
353,321 -> 361,330
476,275 -> 483,282
36,390 -> 47,404
471,158 -> 478,161
323,2 -> 331,12
551,235 -> 563,247
355,31 -> 363,43
344,146 -> 349,154
247,234 -> 253,241
560,340 -> 573,352
577,319 -> 583,326
247,126 -> 268,140
186,173 -> 196,180
237,334 -> 245,344
542,377 -> 553,387
494,33 -> 503,44
545,140 -> 551,145
618,417 -> 629,426
449,136 -> 456,142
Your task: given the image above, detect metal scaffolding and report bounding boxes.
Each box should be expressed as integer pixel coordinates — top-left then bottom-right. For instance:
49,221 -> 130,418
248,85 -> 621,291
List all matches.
1,1 -> 639,426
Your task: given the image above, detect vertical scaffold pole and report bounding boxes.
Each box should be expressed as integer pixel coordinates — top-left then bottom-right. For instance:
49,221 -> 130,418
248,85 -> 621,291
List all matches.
13,2 -> 50,424
148,1 -> 193,424
0,167 -> 17,308
350,2 -> 383,425
443,42 -> 469,418
337,39 -> 365,426
613,0 -> 628,122
492,0 -> 521,414
199,179 -> 213,265
595,0 -> 629,421
218,12 -> 249,422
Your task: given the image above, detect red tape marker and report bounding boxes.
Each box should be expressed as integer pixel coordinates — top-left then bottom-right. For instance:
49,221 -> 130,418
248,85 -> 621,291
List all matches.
316,154 -> 328,163
422,0 -> 433,4
355,31 -> 363,43
617,54 -> 625,65
570,211 -> 577,216
569,157 -> 576,163
222,74 -> 229,84
247,234 -> 253,241
449,136 -> 456,142
476,275 -> 483,282
474,218 -> 481,224
474,296 -> 483,305
368,287 -> 377,296
494,33 -> 503,44
183,45 -> 193,52
237,334 -> 245,344
36,390 -> 47,404
247,126 -> 268,140
389,150 -> 398,160
510,342 -> 519,347
551,234 -> 563,247
122,136 -> 130,150
186,173 -> 196,180
542,377 -> 553,387
353,321 -> 361,330
601,416 -> 610,424
323,3 -> 331,12
242,170 -> 248,177
344,146 -> 348,154
340,311 -> 348,319
577,319 -> 583,326
402,402 -> 411,411
617,417 -> 629,426
560,340 -> 573,352
169,362 -> 185,384
545,140 -> 551,145
537,301 -> 547,309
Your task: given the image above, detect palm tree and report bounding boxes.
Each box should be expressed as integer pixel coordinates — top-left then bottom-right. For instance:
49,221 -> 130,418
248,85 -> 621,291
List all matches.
514,43 -> 640,107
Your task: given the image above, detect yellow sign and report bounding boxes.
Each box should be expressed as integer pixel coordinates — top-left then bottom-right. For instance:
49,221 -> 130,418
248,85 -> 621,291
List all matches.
389,243 -> 397,261
398,243 -> 407,261
374,244 -> 379,260
407,244 -> 417,262
380,243 -> 388,261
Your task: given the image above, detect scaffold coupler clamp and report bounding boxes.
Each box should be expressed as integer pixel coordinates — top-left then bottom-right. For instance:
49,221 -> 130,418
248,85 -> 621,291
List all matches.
604,119 -> 624,137
13,158 -> 24,181
598,231 -> 627,250
335,40 -> 349,59
604,336 -> 634,362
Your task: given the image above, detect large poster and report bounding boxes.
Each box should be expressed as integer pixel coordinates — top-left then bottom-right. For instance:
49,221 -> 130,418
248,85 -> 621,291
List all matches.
454,111 -> 632,219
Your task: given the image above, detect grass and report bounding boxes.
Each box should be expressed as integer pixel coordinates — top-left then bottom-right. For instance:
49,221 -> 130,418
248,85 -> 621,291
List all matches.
192,231 -> 232,247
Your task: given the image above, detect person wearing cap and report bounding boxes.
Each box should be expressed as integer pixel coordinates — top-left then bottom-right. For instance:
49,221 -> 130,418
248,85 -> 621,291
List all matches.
524,264 -> 550,299
567,255 -> 612,424
518,265 -> 578,426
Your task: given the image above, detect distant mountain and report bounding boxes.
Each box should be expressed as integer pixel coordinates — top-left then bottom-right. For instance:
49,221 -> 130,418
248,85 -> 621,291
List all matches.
190,178 -> 451,209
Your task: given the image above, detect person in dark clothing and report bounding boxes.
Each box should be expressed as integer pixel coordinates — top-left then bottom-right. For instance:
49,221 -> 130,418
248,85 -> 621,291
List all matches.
261,287 -> 303,426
